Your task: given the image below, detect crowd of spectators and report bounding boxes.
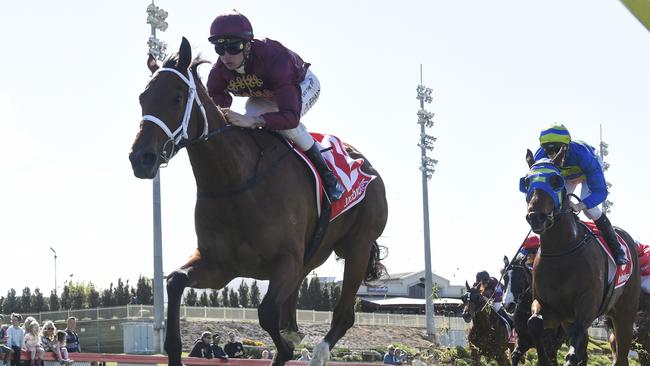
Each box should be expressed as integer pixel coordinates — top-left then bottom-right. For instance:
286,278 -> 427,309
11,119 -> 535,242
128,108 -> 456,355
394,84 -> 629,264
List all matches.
0,314 -> 80,366
384,345 -> 429,366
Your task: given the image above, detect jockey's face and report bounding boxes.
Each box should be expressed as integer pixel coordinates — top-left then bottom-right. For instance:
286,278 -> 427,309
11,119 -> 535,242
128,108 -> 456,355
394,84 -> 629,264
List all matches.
217,39 -> 247,71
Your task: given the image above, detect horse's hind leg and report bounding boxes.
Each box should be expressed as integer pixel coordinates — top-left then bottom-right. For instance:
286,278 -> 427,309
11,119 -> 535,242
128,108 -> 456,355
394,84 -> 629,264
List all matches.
279,287 -> 304,346
258,255 -> 302,366
165,253 -> 233,366
612,311 -> 637,366
310,239 -> 373,366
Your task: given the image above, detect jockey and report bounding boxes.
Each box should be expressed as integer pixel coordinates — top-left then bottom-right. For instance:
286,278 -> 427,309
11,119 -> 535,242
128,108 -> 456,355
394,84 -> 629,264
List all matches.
519,234 -> 540,269
475,270 -> 514,330
206,10 -> 344,202
534,124 -> 627,265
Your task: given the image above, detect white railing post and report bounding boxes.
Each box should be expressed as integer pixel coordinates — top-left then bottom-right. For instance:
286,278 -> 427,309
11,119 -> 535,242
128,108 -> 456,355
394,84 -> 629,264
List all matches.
127,304 -> 131,319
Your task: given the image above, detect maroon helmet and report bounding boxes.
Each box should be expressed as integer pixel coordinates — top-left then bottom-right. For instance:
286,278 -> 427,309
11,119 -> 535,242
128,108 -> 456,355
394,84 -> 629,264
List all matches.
208,10 -> 253,42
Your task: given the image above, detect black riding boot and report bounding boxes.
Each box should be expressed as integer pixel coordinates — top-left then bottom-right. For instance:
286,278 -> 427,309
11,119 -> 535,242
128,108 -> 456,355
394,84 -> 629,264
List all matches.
304,144 -> 344,202
595,213 -> 627,265
497,307 -> 514,328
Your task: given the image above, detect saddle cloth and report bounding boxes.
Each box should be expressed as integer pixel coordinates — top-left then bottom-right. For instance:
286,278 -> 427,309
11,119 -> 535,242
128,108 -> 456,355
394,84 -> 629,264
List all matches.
582,221 -> 633,289
637,242 -> 650,294
293,133 -> 376,221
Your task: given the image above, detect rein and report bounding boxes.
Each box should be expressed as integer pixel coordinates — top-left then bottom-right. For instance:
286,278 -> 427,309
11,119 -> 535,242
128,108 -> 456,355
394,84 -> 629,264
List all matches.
141,66 -> 297,197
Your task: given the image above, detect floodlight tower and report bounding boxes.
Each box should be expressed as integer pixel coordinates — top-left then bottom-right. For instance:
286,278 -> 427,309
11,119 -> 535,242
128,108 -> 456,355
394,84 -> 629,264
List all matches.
416,65 -> 438,341
600,124 -> 613,213
146,0 -> 168,353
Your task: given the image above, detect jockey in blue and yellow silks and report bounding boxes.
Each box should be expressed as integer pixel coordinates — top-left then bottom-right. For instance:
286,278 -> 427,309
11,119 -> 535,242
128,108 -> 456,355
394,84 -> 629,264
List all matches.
534,124 -> 627,265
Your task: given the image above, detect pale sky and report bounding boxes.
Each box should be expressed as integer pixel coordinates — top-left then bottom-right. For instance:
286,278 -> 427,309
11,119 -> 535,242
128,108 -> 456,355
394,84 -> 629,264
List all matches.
1,1 -> 649,297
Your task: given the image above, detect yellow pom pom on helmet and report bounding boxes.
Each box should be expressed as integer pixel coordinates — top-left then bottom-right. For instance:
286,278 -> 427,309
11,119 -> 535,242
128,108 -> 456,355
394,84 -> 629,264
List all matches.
539,124 -> 571,145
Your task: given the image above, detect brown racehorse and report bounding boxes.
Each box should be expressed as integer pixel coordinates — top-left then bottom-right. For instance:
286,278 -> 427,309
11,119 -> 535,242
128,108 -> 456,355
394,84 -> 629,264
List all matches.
129,38 -> 388,366
521,148 -> 640,366
607,291 -> 650,365
462,281 -> 512,366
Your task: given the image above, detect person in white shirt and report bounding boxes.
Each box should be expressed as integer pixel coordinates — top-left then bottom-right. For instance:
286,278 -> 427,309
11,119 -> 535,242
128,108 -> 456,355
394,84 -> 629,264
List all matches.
6,314 -> 25,366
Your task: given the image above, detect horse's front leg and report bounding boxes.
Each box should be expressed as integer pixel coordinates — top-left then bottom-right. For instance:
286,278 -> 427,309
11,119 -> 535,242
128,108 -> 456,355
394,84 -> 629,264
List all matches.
562,322 -> 589,366
165,252 -> 233,366
528,299 -> 550,366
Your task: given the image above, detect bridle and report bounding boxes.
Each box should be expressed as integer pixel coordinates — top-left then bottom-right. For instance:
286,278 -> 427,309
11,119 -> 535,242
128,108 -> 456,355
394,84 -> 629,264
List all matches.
142,67 -> 210,163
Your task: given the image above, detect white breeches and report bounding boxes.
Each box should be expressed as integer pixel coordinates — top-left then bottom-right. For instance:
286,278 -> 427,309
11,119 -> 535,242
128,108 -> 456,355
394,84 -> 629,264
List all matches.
244,69 -> 321,151
565,179 -> 603,221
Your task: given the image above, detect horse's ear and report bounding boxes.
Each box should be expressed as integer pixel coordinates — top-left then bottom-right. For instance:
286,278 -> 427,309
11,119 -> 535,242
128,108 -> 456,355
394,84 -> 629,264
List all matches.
503,255 -> 509,267
552,144 -> 567,167
526,149 -> 535,168
147,54 -> 159,74
465,281 -> 471,291
177,37 -> 192,70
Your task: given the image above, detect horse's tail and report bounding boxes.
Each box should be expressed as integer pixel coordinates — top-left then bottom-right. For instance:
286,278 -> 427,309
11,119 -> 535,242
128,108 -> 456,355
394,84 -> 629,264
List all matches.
364,241 -> 387,284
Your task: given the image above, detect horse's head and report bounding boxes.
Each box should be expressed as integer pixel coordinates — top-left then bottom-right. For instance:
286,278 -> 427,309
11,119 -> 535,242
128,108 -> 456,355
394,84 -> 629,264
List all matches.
502,256 -> 531,313
519,147 -> 567,234
462,281 -> 487,323
129,37 -> 213,179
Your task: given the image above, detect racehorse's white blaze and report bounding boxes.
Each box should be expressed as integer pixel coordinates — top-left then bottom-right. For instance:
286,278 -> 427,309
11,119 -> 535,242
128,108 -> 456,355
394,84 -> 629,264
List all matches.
503,269 -> 515,308
309,341 -> 330,366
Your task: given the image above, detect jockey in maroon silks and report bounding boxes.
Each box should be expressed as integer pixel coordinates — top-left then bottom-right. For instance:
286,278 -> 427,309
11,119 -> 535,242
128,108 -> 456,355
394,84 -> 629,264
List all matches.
206,10 -> 344,202
476,270 -> 514,332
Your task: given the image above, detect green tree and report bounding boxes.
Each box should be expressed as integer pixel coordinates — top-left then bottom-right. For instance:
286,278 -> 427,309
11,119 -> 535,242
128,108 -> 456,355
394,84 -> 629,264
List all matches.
31,288 -> 46,312
100,283 -> 114,307
87,284 -> 100,308
308,277 -> 322,310
20,287 -> 33,312
221,286 -> 230,307
184,289 -> 198,306
238,280 -> 250,308
319,285 -> 331,311
0,297 -> 4,314
61,285 -> 72,310
250,281 -> 261,308
209,290 -> 220,307
330,284 -> 341,311
48,291 -> 60,311
3,289 -> 18,314
297,279 -> 309,309
229,288 -> 239,308
69,283 -> 85,309
114,278 -> 131,306
199,291 -> 210,307
136,276 -> 154,305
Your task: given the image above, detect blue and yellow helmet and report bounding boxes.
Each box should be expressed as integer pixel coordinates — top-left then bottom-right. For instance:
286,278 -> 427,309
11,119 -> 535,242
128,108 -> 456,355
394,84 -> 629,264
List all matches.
539,124 -> 571,145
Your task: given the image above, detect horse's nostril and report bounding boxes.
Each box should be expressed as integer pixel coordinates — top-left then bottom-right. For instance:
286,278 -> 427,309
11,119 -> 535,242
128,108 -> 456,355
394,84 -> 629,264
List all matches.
140,153 -> 157,167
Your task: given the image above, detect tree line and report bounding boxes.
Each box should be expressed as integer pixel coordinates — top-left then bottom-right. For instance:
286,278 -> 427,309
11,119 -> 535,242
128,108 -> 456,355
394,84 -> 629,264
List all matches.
182,277 -> 341,311
0,276 -> 154,314
0,276 -> 342,314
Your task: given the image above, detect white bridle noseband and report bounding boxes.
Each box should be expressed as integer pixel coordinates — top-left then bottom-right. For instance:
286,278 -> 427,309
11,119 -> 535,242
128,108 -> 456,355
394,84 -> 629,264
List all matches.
142,67 -> 209,148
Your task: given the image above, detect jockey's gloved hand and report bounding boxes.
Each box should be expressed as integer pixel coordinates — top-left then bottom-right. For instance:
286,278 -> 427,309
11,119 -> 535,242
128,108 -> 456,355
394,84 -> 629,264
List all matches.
569,201 -> 586,213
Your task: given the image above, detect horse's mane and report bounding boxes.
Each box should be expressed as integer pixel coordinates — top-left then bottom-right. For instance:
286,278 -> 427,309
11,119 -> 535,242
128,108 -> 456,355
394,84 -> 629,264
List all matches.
162,53 -> 211,76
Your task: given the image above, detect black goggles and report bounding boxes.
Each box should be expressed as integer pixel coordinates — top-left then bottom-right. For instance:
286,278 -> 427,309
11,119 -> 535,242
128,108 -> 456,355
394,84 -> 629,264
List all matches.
214,39 -> 245,56
542,143 -> 563,156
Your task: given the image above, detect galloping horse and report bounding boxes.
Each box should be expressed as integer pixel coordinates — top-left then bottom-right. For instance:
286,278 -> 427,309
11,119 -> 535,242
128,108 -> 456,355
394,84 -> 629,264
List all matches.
129,38 -> 388,366
503,256 -> 565,365
462,282 -> 512,366
521,148 -> 639,366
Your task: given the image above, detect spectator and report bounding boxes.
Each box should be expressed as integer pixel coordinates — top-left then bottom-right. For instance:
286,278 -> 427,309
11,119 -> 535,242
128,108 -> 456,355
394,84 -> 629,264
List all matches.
383,345 -> 400,365
394,348 -> 405,365
40,321 -> 56,352
412,353 -> 427,366
223,333 -> 244,359
261,350 -> 270,360
23,322 -> 45,366
6,313 -> 24,366
189,331 -> 214,359
0,315 -> 12,366
64,318 -> 80,353
211,334 -> 228,361
297,348 -> 311,362
52,331 -> 72,365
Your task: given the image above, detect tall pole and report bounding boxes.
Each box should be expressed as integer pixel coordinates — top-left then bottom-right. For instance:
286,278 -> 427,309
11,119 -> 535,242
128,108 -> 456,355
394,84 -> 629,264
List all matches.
50,247 -> 58,295
599,124 -> 613,213
146,0 -> 168,353
416,65 -> 438,341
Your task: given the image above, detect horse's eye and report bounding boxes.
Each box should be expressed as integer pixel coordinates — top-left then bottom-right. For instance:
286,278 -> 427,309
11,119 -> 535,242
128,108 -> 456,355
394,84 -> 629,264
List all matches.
550,175 -> 563,190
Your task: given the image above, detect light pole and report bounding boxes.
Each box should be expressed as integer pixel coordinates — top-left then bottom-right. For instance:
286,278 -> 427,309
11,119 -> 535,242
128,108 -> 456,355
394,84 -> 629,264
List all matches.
416,64 -> 438,341
50,247 -> 58,295
600,124 -> 613,213
147,0 -> 168,354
